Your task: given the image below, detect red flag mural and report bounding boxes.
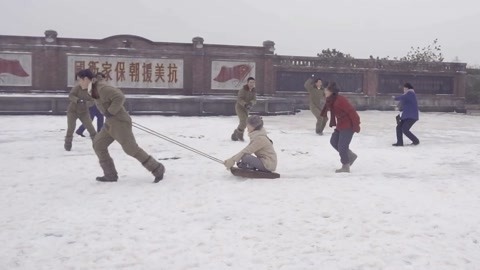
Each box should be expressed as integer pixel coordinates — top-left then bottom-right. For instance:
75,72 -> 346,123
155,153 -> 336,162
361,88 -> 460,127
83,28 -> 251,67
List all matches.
0,58 -> 30,77
213,64 -> 252,83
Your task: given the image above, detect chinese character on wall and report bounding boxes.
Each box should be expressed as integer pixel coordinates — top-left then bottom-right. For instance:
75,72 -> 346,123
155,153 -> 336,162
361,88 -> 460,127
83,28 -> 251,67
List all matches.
68,56 -> 183,89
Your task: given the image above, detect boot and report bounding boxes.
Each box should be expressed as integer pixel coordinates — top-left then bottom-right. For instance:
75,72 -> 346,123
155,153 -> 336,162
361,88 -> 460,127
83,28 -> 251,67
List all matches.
236,129 -> 245,141
96,158 -> 118,182
142,156 -> 165,183
348,150 -> 358,166
335,164 -> 350,173
231,129 -> 239,141
64,136 -> 73,151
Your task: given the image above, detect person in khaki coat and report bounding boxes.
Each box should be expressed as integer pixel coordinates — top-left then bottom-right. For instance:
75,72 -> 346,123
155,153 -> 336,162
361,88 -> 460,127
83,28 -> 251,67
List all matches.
75,73 -> 105,136
76,69 -> 165,183
231,77 -> 257,141
304,75 -> 328,135
64,84 -> 97,151
224,115 -> 277,172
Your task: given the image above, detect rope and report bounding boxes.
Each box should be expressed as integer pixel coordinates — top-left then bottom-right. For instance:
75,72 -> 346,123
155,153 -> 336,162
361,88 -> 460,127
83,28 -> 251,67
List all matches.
132,122 -> 224,164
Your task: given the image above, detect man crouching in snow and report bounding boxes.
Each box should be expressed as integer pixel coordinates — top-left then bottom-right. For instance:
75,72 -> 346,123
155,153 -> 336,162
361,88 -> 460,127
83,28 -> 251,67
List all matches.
76,69 -> 165,183
224,115 -> 277,172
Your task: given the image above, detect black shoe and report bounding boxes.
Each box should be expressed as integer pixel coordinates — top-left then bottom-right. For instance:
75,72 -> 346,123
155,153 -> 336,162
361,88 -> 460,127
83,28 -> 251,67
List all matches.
152,164 -> 165,183
392,143 -> 404,147
411,141 -> 420,146
76,131 -> 85,137
154,175 -> 163,183
96,176 -> 118,182
349,152 -> 358,166
153,169 -> 164,183
64,142 -> 72,151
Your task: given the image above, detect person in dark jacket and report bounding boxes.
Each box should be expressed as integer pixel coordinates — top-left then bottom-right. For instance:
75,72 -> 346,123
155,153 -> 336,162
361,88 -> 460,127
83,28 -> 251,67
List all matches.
321,82 -> 360,173
392,83 -> 420,146
75,73 -> 105,136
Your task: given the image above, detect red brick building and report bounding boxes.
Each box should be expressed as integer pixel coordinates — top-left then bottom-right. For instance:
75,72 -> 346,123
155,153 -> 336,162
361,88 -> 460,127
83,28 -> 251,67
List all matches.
0,31 -> 467,115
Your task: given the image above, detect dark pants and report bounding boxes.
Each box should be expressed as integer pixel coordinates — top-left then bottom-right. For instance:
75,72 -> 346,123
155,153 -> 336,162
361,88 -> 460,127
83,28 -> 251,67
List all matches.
330,129 -> 354,165
77,105 -> 104,134
396,119 -> 419,145
237,154 -> 268,172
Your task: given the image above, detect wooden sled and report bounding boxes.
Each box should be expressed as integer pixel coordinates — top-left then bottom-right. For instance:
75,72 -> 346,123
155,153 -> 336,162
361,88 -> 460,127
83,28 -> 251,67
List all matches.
230,167 -> 280,179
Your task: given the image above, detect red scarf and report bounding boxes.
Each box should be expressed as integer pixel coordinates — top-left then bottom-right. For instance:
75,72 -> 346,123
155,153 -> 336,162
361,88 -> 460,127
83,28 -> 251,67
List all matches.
321,94 -> 338,127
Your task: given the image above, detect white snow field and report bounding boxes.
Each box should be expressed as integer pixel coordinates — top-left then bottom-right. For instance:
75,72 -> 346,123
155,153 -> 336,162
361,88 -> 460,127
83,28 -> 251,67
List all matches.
0,111 -> 479,270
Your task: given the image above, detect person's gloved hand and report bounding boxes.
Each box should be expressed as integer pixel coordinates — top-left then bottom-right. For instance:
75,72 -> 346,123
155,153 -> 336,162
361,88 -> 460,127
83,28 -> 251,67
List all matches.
353,125 -> 361,133
224,158 -> 235,169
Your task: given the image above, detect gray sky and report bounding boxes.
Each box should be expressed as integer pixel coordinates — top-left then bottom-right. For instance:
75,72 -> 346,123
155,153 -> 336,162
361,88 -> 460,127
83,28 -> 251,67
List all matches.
2,0 -> 480,66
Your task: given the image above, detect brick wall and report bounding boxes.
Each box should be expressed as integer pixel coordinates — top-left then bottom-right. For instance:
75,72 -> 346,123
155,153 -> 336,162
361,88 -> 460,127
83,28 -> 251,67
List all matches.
0,32 -> 467,101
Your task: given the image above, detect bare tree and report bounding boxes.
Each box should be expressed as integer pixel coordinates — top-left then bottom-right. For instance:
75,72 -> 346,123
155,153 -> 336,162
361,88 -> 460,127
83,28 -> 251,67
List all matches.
400,39 -> 444,62
317,48 -> 353,59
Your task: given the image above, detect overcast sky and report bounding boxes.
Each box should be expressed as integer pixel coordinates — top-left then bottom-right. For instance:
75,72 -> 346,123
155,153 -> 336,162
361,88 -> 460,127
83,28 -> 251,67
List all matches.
2,0 -> 479,66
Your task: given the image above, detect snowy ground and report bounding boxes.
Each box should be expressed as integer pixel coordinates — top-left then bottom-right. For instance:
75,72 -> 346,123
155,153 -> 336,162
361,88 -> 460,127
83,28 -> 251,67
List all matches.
1,111 -> 479,270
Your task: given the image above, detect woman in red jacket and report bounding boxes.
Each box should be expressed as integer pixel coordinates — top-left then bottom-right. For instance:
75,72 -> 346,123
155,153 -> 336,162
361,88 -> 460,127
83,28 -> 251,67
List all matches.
321,82 -> 361,173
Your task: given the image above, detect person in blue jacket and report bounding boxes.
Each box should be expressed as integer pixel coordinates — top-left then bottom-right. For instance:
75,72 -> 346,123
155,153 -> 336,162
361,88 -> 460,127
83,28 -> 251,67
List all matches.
392,83 -> 420,146
76,73 -> 105,136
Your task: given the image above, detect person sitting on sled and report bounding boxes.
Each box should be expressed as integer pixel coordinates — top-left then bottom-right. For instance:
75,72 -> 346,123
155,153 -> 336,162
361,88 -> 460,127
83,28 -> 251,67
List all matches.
224,115 -> 277,172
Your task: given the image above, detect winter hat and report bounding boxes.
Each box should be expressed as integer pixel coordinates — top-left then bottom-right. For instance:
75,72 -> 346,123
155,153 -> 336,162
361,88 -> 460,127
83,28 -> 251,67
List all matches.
326,82 -> 339,94
247,115 -> 263,130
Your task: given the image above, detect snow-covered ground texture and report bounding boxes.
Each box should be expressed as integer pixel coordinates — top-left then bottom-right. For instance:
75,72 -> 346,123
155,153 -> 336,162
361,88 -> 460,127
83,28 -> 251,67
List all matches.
1,111 -> 479,270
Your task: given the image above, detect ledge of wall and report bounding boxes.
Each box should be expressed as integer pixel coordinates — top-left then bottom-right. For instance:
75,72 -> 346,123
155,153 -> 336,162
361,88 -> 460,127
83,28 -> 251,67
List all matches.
0,94 -> 295,116
0,93 -> 466,116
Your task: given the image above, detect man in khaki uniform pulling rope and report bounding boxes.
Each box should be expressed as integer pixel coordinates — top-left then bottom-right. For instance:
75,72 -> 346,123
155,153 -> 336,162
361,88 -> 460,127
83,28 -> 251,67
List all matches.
76,69 -> 165,183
